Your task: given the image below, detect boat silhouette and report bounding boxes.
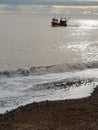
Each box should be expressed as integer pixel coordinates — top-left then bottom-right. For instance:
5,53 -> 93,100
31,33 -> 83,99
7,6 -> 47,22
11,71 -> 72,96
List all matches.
51,17 -> 70,27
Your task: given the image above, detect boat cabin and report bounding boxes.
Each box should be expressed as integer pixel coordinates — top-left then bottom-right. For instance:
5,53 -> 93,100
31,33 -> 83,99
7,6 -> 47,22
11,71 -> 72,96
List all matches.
52,18 -> 58,23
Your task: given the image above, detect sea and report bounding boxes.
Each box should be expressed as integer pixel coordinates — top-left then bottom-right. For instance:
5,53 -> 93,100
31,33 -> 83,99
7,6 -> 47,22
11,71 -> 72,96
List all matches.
0,4 -> 98,113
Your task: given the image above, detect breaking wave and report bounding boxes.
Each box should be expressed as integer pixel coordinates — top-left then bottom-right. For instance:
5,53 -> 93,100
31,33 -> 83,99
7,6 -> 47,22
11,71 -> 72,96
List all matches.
0,61 -> 98,78
0,61 -> 98,114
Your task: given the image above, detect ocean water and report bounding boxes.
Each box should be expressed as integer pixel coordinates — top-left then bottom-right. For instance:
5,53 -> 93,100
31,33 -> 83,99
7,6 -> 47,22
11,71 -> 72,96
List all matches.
0,5 -> 98,113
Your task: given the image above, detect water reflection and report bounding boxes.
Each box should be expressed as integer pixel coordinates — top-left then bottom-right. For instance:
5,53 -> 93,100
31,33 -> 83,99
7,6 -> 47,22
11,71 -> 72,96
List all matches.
0,5 -> 98,70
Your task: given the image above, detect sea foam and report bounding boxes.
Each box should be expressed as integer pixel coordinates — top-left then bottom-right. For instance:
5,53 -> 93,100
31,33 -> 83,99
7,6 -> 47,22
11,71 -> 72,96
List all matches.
0,68 -> 98,114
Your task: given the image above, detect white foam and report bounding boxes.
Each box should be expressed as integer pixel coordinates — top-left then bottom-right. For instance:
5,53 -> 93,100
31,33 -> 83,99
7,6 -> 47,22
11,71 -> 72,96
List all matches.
0,68 -> 98,114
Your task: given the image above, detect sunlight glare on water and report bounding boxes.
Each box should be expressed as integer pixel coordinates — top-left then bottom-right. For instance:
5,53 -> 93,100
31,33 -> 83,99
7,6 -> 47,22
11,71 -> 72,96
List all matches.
0,5 -> 98,70
0,15 -> 98,70
0,4 -> 98,114
79,20 -> 98,28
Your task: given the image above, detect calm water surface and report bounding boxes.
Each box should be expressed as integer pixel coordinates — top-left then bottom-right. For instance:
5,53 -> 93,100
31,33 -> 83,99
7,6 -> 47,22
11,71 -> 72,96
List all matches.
0,13 -> 98,70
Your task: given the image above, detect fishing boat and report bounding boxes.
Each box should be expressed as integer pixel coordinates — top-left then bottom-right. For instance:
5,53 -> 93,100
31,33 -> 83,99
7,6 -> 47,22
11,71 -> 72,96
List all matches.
51,17 -> 69,27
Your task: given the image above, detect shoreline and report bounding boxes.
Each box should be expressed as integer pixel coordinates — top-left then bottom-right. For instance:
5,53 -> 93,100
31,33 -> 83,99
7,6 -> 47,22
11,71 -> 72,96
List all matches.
0,87 -> 98,130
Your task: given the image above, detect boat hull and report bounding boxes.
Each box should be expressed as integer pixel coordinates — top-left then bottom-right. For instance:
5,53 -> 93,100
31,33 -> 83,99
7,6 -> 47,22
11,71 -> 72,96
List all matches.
51,22 -> 67,27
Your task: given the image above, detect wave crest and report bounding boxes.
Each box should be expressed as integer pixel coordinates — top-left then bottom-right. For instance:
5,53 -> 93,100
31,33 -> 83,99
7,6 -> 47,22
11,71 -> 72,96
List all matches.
0,61 -> 98,78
